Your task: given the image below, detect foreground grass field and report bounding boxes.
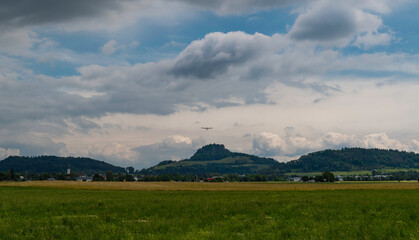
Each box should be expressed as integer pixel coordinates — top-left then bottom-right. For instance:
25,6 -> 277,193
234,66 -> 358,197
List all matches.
0,182 -> 418,239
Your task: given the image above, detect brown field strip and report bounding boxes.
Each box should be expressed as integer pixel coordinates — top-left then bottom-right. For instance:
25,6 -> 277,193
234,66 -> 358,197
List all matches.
0,181 -> 419,191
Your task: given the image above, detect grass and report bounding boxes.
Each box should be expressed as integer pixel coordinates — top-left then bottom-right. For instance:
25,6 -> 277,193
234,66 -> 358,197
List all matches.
378,168 -> 419,173
1,182 -> 419,239
286,168 -> 419,177
286,170 -> 372,176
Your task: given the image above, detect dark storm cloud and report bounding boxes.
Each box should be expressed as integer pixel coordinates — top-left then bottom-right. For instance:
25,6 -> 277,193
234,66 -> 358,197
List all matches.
0,0 -> 309,30
176,0 -> 310,14
0,0 -> 126,28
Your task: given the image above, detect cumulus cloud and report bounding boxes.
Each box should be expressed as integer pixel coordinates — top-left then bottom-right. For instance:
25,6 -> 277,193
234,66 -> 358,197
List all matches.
353,31 -> 392,49
132,136 -> 206,169
0,28 -> 51,56
253,129 -> 417,161
410,140 -> 419,152
253,130 -> 321,158
0,27 -> 418,159
362,132 -> 408,150
86,143 -> 138,167
0,147 -> 20,160
171,31 -> 273,78
322,132 -> 361,148
0,131 -> 67,156
290,5 -> 358,41
0,0 -> 418,161
101,40 -> 121,56
288,0 -> 393,48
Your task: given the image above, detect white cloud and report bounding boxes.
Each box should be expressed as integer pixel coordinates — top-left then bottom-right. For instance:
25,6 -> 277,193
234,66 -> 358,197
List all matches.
322,132 -> 361,148
0,131 -> 67,156
253,131 -> 321,158
353,31 -> 392,49
101,40 -> 121,56
410,140 -> 419,152
362,133 -> 408,150
252,129 -> 419,161
0,28 -> 37,55
132,136 -> 206,168
87,143 -> 138,167
0,147 -> 20,160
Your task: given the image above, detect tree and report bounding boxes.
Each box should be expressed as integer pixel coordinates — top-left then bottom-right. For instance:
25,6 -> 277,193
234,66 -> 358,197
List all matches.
125,174 -> 135,182
93,174 -> 105,181
126,166 -> 135,174
69,172 -> 78,181
301,176 -> 309,182
0,172 -> 6,181
8,168 -> 15,181
314,175 -> 324,182
322,171 -> 335,182
106,170 -> 113,181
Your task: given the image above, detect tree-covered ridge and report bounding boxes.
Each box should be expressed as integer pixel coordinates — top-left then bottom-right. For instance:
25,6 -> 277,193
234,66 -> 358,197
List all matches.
140,144 -> 279,175
0,156 -> 126,174
143,145 -> 419,175
281,148 -> 419,173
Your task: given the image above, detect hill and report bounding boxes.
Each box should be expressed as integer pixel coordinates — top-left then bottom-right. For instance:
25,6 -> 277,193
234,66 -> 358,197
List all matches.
0,156 -> 126,174
262,148 -> 419,174
140,144 -> 280,175
142,145 -> 419,175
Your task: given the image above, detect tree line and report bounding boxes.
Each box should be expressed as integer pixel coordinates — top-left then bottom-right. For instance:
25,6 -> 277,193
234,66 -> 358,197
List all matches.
2,168 -> 419,182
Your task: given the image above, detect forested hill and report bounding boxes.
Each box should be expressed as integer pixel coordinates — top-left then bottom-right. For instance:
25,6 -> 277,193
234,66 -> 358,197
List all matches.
268,148 -> 419,174
143,145 -> 419,175
0,156 -> 126,174
140,144 -> 280,175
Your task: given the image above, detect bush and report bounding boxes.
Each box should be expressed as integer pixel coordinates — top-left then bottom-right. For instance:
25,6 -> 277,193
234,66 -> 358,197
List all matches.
322,171 -> 335,182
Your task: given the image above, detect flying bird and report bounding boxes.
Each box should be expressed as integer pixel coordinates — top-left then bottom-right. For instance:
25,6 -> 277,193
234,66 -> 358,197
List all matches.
201,127 -> 213,130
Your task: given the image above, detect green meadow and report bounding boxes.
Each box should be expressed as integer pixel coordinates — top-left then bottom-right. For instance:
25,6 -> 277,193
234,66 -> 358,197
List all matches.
286,168 -> 419,177
0,185 -> 419,239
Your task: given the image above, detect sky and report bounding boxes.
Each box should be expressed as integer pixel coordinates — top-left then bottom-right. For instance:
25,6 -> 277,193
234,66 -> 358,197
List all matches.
2,0 -> 419,169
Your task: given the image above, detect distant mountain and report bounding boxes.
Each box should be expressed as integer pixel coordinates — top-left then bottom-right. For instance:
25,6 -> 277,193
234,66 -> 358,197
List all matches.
0,156 -> 126,174
263,148 -> 419,174
140,144 -> 280,175
142,145 -> 419,176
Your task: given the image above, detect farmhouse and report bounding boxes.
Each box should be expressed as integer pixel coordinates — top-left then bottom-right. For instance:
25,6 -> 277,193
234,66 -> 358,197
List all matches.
76,176 -> 93,182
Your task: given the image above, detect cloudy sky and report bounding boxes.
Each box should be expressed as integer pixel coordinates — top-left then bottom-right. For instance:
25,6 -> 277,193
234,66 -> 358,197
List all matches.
1,0 -> 419,169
